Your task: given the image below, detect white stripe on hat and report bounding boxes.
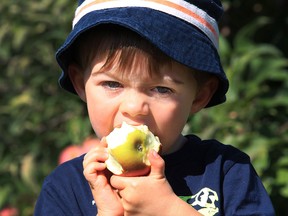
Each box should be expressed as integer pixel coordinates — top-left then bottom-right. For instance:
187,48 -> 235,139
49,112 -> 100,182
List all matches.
73,0 -> 219,49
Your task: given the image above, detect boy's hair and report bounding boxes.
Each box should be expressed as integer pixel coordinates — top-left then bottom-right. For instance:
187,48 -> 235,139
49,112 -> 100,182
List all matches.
71,25 -> 213,87
72,25 -> 170,76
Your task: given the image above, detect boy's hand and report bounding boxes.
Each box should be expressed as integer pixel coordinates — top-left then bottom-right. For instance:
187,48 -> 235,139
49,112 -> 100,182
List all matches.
83,138 -> 124,216
110,150 -> 189,216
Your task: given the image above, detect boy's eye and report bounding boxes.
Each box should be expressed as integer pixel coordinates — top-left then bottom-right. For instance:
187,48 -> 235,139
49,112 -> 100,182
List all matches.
153,86 -> 173,94
102,81 -> 122,89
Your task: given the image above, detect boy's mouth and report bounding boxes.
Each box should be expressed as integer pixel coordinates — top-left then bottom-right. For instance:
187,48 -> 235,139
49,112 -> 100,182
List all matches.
114,122 -> 156,135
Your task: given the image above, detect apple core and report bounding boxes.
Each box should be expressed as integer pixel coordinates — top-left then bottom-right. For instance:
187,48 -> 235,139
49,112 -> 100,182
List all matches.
105,122 -> 161,175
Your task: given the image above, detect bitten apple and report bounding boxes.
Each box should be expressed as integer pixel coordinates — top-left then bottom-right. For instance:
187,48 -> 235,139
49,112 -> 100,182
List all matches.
105,122 -> 161,176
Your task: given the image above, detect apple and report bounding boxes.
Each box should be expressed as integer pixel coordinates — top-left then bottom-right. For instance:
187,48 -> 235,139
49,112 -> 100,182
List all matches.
0,207 -> 18,216
58,145 -> 83,164
58,137 -> 100,164
105,122 -> 161,176
82,137 -> 100,153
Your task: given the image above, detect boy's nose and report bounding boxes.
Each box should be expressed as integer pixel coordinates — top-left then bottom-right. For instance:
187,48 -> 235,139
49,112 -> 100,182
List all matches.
119,90 -> 149,117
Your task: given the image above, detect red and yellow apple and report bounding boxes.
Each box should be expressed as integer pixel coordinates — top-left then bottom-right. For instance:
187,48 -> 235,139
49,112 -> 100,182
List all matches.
105,122 -> 161,176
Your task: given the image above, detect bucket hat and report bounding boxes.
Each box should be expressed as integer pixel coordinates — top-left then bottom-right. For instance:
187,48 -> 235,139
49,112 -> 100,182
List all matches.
56,0 -> 229,107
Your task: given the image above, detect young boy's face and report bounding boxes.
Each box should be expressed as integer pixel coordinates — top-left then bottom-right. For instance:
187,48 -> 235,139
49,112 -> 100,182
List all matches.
69,28 -> 216,154
75,52 -> 200,154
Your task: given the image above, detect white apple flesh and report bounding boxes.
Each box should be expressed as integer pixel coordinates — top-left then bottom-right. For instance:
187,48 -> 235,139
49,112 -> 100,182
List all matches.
105,122 -> 161,175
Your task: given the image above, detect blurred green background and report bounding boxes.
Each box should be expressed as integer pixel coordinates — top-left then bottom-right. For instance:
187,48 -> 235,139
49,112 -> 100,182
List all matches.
0,0 -> 287,215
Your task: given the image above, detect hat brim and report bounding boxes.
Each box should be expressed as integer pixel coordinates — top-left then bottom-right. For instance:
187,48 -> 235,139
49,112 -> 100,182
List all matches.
56,7 -> 228,107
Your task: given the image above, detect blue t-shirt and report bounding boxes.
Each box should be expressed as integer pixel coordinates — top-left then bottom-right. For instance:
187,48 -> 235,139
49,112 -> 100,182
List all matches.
34,135 -> 275,215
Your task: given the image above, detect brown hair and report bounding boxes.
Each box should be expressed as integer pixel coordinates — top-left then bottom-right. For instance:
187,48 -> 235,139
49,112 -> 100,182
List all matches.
71,25 -> 172,79
71,25 -> 213,85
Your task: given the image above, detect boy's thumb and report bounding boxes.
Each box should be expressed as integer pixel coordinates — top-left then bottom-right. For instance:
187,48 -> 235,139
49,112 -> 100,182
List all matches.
148,149 -> 165,177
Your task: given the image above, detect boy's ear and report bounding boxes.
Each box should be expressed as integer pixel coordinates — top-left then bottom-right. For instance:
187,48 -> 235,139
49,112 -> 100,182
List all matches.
68,64 -> 87,102
190,77 -> 219,114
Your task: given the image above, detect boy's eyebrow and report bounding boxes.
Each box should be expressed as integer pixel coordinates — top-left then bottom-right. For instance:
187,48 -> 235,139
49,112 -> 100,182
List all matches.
91,70 -> 128,80
91,69 -> 185,85
91,70 -> 112,77
91,70 -> 104,76
163,75 -> 184,85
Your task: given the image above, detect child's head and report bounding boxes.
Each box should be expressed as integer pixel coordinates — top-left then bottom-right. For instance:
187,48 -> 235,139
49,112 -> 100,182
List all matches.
70,25 -> 212,88
55,0 -> 229,153
57,0 -> 229,107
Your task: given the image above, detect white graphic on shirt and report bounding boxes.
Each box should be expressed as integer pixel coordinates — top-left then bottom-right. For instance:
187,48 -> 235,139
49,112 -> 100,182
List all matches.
92,188 -> 219,214
190,187 -> 219,216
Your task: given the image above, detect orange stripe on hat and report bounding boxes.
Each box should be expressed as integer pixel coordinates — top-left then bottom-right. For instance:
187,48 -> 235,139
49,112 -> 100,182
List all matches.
73,0 -> 219,49
149,0 -> 218,41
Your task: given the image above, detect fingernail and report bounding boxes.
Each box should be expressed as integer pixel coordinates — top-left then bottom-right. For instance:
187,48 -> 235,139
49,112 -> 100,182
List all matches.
152,149 -> 160,158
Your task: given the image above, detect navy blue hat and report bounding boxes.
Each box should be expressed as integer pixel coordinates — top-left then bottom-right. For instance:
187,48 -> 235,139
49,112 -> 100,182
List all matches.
56,0 -> 229,107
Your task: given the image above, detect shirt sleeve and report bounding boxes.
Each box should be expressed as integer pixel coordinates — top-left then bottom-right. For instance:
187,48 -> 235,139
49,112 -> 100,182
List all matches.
34,156 -> 96,216
223,153 -> 275,216
34,179 -> 72,216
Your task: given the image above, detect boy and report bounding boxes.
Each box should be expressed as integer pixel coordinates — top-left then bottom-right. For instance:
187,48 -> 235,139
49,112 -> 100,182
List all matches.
34,0 -> 275,215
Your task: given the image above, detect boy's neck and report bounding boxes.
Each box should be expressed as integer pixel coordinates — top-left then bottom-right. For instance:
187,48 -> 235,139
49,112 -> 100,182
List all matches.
163,135 -> 187,155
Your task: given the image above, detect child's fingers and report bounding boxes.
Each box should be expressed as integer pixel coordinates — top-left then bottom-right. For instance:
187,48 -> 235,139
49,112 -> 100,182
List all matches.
148,149 -> 165,177
100,136 -> 107,144
110,175 -> 127,191
83,161 -> 107,178
83,147 -> 108,168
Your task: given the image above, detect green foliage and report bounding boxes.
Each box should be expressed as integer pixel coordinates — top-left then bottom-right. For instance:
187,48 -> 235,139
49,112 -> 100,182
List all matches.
0,0 -> 92,214
0,0 -> 287,215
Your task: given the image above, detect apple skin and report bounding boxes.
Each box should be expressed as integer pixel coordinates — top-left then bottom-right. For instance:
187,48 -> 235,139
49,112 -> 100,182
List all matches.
58,138 -> 100,164
109,129 -> 148,172
82,137 -> 99,152
0,207 -> 18,216
105,122 -> 161,176
58,145 -> 83,164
